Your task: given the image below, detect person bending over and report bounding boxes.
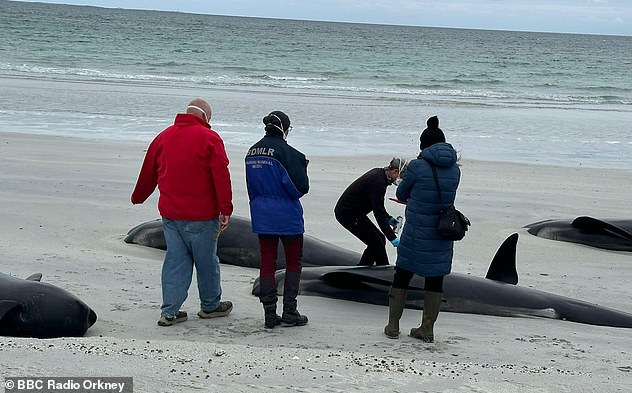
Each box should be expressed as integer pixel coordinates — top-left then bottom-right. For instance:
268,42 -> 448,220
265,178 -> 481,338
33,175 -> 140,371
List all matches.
334,157 -> 407,266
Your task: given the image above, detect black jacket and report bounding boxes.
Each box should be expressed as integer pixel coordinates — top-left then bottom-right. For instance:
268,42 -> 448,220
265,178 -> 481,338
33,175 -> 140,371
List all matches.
334,167 -> 396,241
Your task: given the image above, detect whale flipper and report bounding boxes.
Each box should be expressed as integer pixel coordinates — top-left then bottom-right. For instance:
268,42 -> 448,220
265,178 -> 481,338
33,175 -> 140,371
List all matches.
572,216 -> 632,241
0,300 -> 21,319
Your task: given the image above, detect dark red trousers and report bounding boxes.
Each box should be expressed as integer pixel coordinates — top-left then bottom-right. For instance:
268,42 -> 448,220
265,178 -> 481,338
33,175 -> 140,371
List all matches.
258,234 -> 303,312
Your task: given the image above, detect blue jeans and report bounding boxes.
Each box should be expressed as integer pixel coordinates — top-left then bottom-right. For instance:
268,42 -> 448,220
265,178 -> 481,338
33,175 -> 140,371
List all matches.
161,217 -> 222,318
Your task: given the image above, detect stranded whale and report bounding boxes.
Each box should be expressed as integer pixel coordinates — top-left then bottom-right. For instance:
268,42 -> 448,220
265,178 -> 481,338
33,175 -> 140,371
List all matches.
125,216 -> 360,268
126,219 -> 632,328
253,233 -> 632,328
526,216 -> 632,252
0,272 -> 97,338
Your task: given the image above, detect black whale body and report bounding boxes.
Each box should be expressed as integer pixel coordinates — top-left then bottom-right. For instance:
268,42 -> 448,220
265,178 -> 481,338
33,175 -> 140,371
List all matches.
125,216 -> 359,268
526,216 -> 632,252
126,219 -> 632,328
253,233 -> 632,328
0,272 -> 97,338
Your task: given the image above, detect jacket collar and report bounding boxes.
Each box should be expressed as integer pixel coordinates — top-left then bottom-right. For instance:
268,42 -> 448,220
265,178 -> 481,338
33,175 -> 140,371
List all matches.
174,113 -> 210,128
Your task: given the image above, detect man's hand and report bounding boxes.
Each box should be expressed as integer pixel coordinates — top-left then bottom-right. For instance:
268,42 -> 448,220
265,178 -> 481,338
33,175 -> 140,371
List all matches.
220,214 -> 230,232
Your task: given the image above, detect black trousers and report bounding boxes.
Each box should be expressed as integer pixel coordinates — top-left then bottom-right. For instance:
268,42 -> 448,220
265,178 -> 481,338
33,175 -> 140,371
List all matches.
335,210 -> 388,266
392,266 -> 444,293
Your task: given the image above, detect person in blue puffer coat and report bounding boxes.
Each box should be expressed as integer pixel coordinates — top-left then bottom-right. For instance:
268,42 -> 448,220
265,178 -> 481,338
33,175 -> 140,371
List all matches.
245,110 -> 310,329
383,116 -> 461,343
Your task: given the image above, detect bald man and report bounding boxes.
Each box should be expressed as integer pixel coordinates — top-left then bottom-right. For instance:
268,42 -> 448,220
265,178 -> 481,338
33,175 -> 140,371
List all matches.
131,98 -> 234,327
185,97 -> 212,123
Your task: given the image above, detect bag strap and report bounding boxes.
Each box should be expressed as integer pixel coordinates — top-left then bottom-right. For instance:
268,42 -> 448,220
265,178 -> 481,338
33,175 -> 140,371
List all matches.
430,164 -> 443,203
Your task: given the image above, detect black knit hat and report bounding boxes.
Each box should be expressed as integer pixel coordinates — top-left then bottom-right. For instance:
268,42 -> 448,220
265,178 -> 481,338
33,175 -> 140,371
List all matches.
263,111 -> 291,134
419,115 -> 445,150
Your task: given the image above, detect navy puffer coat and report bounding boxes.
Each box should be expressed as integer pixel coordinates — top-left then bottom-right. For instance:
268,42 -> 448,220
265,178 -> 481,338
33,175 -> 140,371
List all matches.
395,142 -> 460,277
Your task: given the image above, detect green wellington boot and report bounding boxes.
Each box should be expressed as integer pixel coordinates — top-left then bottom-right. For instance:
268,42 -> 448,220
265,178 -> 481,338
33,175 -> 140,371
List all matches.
410,291 -> 442,343
384,287 -> 407,339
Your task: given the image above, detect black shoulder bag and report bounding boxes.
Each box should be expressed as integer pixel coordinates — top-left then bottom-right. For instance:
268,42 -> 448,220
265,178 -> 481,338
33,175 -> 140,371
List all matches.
430,165 -> 470,241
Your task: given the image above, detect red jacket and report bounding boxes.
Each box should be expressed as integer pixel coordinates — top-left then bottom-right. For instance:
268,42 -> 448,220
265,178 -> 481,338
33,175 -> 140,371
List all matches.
131,114 -> 233,220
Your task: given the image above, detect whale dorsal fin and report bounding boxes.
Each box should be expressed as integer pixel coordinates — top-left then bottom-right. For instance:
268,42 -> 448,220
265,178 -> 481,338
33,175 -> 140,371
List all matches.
572,216 -> 632,241
485,233 -> 519,284
25,273 -> 42,281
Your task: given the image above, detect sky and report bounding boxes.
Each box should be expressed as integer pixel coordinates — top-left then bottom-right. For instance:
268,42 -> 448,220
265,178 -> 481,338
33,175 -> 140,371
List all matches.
14,0 -> 632,36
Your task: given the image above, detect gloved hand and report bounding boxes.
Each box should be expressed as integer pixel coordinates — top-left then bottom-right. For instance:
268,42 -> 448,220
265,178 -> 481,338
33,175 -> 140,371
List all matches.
390,237 -> 400,247
388,216 -> 400,226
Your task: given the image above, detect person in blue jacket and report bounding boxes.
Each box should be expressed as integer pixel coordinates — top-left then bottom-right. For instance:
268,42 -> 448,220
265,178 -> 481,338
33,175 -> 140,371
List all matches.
383,116 -> 461,342
245,111 -> 310,329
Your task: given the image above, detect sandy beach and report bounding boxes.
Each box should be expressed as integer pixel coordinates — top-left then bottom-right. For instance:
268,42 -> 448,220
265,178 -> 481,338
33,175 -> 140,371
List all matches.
1,131 -> 631,392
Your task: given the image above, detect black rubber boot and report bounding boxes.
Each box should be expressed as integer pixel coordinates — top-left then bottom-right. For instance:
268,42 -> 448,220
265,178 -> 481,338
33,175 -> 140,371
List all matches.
281,271 -> 308,326
281,310 -> 308,326
263,303 -> 282,329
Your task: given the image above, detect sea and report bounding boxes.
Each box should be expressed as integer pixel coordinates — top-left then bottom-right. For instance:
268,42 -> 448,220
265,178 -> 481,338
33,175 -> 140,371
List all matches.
1,1 -> 631,169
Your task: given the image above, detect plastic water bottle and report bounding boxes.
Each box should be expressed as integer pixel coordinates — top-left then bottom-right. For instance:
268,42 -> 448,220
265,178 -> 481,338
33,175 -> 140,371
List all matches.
393,215 -> 404,234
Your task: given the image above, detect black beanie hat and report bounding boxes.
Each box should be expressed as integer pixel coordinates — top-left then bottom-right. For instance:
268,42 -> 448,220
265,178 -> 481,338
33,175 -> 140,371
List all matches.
263,111 -> 291,134
419,115 -> 446,150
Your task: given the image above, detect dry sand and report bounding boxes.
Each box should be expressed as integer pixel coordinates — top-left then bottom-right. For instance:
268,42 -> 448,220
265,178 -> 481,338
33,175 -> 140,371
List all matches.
1,132 -> 631,392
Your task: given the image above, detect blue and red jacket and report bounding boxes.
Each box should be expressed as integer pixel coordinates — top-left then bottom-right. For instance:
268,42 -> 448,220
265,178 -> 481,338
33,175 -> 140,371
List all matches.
245,131 -> 309,235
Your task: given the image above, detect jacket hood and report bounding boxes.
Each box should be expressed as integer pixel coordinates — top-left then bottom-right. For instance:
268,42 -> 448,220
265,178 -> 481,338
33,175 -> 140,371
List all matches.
419,142 -> 457,167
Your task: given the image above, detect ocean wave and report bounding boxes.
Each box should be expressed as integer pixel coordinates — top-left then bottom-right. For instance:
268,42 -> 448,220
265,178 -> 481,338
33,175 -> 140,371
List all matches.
1,63 -> 184,83
265,75 -> 329,82
2,62 -> 630,108
172,48 -> 204,53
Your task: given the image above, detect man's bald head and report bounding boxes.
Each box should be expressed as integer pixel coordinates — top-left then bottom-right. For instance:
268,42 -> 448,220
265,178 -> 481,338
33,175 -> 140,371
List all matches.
186,98 -> 212,123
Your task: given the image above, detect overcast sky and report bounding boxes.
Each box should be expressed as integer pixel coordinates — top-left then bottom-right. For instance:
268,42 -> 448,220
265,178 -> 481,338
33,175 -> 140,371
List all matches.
16,0 -> 632,36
